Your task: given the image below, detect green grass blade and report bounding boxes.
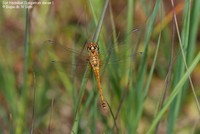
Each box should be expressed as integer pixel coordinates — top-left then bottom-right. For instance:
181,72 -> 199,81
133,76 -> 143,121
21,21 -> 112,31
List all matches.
125,0 -> 136,132
167,0 -> 200,132
16,6 -> 30,133
187,0 -> 200,64
131,0 -> 162,132
167,0 -> 191,132
92,0 -> 109,42
187,0 -> 200,112
147,51 -> 200,134
71,65 -> 91,133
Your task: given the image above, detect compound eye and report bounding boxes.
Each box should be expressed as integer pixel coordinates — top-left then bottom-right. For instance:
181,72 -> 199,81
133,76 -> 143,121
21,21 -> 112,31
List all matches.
95,45 -> 99,51
87,47 -> 90,52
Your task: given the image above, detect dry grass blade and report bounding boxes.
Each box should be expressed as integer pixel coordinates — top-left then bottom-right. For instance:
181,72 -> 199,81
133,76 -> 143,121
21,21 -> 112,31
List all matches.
171,0 -> 200,113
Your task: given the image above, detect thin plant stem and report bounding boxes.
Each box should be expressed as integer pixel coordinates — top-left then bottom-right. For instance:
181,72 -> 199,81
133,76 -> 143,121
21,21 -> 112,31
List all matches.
155,2 -> 175,133
30,71 -> 36,134
171,0 -> 200,114
92,0 -> 109,43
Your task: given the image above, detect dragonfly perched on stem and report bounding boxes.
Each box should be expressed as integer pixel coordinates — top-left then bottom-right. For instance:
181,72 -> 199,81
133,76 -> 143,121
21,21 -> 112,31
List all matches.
40,0 -> 149,112
43,26 -> 143,111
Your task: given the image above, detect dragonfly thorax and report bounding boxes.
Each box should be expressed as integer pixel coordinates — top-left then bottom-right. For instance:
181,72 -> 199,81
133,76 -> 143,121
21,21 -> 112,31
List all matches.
90,55 -> 100,67
86,43 -> 100,68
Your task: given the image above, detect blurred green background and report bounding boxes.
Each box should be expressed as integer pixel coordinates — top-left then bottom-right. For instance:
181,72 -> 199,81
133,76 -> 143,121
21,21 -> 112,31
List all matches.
0,0 -> 200,133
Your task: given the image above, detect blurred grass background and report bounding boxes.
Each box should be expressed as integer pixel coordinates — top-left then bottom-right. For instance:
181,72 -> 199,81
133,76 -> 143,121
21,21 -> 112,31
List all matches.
0,0 -> 200,133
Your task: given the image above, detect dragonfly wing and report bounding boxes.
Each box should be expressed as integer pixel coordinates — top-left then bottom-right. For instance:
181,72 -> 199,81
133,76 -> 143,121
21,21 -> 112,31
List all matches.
100,45 -> 143,65
41,39 -> 90,80
50,60 -> 90,80
99,26 -> 143,64
42,40 -> 88,61
98,27 -> 144,78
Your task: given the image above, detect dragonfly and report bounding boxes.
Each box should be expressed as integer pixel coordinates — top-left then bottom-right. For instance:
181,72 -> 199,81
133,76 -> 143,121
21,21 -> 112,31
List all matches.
43,28 -> 143,111
83,42 -> 106,109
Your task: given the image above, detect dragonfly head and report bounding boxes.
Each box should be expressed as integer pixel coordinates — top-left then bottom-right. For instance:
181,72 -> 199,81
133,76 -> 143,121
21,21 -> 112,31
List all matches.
86,42 -> 99,54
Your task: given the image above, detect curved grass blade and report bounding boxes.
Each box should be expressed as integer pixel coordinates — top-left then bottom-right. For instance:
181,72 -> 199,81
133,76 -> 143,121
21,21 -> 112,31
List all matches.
147,52 -> 200,134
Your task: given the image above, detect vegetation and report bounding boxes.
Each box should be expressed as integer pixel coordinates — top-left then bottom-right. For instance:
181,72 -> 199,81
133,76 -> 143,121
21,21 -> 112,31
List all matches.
0,0 -> 200,133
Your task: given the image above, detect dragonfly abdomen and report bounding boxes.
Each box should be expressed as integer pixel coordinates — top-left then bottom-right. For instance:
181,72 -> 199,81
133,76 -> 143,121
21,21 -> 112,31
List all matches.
93,67 -> 107,110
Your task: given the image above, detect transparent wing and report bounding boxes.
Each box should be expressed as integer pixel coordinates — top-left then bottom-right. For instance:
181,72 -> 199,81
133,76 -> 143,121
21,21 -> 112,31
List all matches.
40,26 -> 145,79
100,27 -> 144,65
41,39 -> 90,79
43,40 -> 88,64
